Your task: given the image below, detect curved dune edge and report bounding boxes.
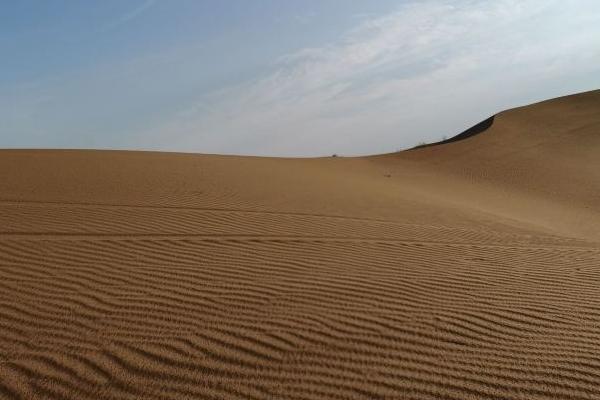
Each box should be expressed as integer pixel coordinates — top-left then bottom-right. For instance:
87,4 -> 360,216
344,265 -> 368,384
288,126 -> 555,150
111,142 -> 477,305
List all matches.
0,89 -> 599,399
411,115 -> 496,150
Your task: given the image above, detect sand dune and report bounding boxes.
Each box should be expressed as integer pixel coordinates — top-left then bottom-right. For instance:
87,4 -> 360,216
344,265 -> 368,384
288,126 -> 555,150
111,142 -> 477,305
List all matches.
1,90 -> 599,399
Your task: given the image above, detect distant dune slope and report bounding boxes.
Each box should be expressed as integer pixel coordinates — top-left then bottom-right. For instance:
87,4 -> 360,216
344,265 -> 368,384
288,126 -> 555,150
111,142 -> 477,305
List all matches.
0,90 -> 599,399
378,89 -> 600,240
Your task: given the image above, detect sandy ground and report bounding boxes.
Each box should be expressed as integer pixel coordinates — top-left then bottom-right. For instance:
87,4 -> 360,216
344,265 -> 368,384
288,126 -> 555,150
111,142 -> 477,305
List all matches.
0,90 -> 599,399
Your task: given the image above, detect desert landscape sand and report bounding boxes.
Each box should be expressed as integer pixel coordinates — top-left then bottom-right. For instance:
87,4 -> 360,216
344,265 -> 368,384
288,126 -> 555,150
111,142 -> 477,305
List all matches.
0,90 -> 599,399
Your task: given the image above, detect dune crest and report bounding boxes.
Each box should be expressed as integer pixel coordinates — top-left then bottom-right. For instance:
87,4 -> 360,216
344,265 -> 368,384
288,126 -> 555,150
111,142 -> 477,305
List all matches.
1,90 -> 599,399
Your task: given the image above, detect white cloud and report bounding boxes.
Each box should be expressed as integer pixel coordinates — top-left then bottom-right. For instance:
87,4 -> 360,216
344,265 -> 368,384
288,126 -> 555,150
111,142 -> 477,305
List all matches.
144,0 -> 600,156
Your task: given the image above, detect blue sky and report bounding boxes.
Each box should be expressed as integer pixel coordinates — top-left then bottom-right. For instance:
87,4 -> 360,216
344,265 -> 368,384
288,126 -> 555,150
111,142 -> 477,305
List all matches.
2,0 -> 600,156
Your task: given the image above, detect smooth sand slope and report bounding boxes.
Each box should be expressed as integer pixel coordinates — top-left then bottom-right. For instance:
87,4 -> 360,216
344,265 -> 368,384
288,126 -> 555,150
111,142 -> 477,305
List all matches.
0,90 -> 599,399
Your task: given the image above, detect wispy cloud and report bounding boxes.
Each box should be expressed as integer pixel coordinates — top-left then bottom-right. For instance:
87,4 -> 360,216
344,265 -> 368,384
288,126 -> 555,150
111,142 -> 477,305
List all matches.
103,0 -> 155,31
142,0 -> 600,156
